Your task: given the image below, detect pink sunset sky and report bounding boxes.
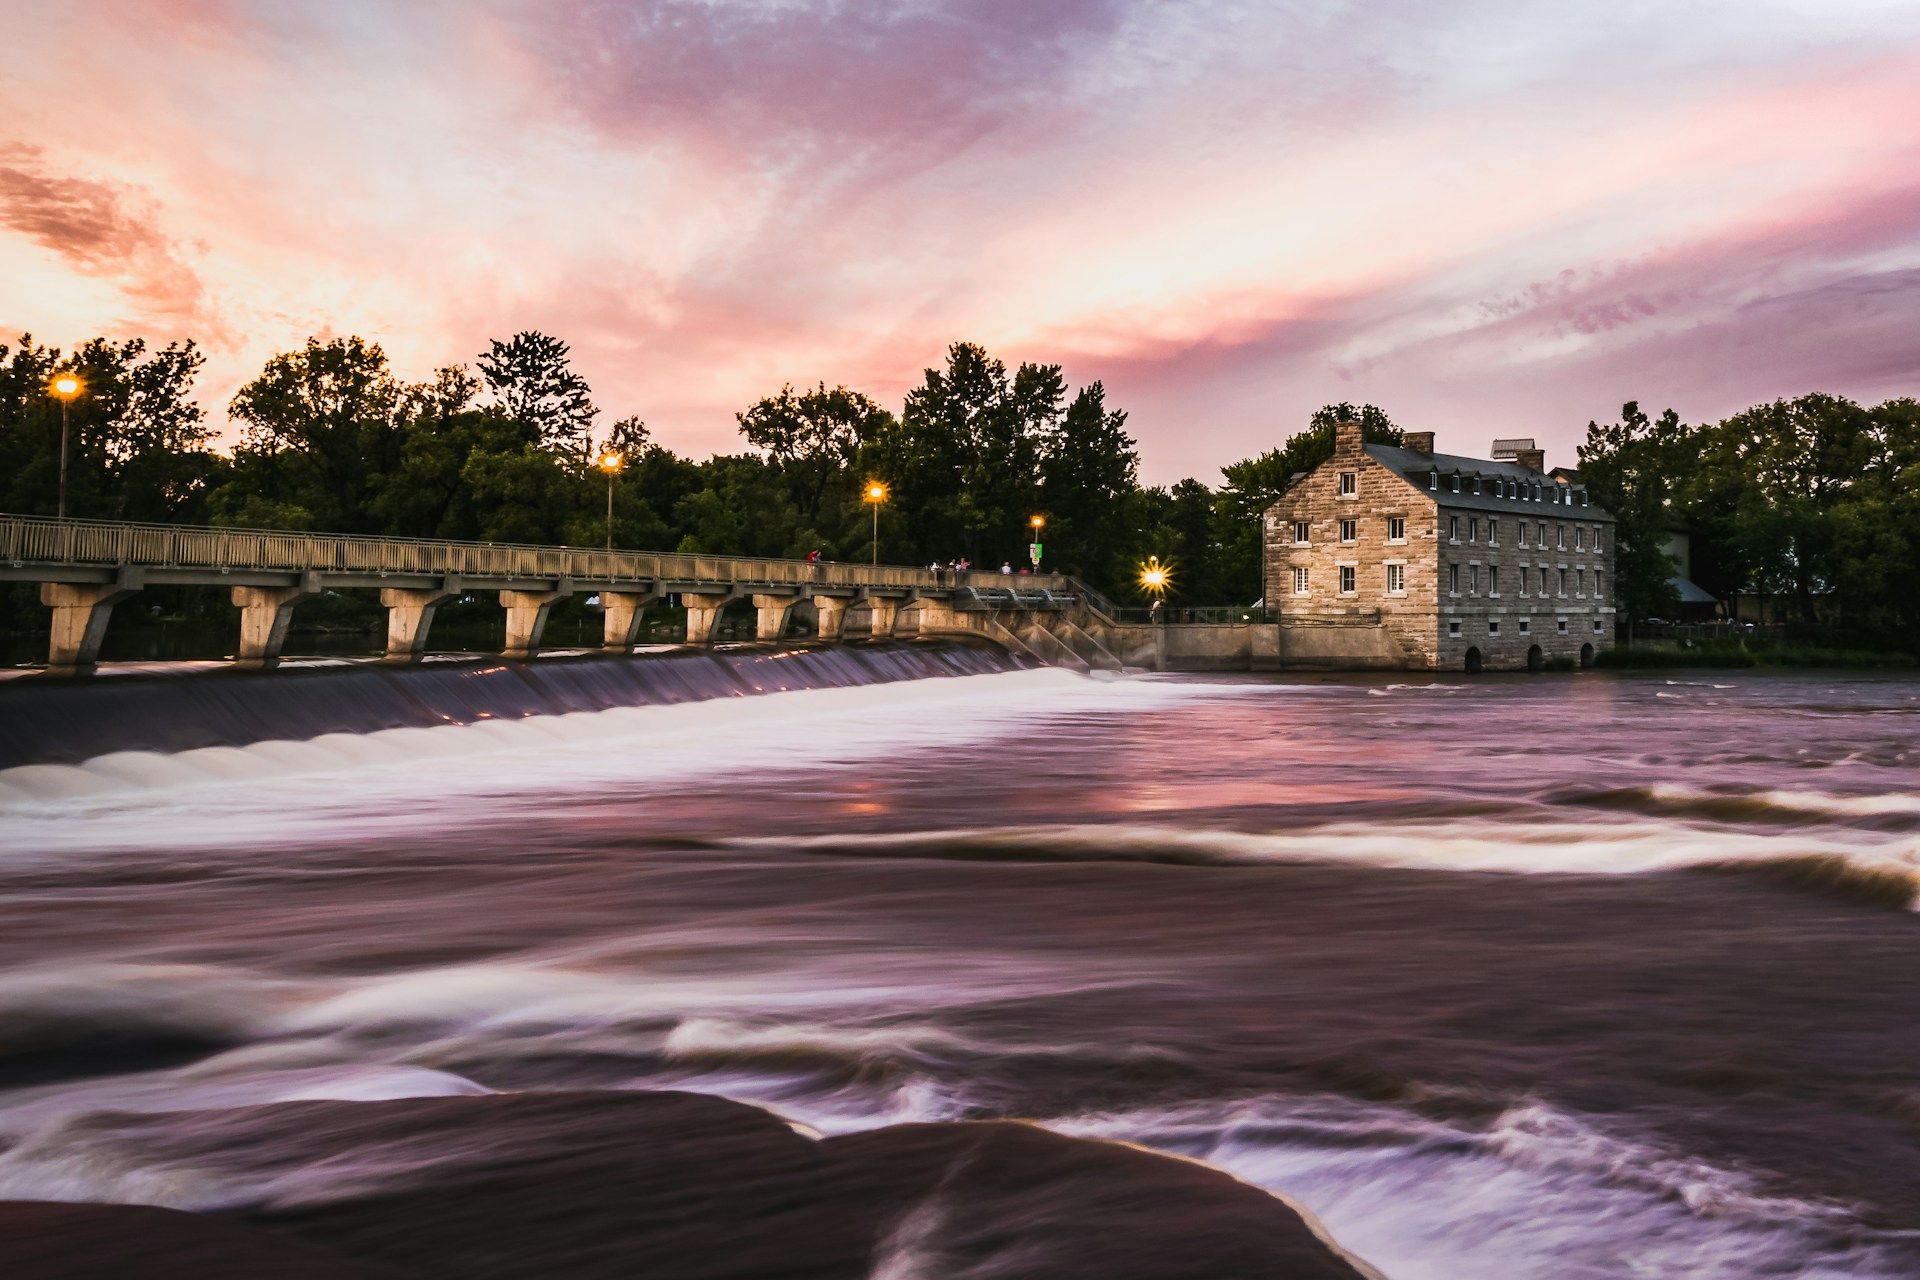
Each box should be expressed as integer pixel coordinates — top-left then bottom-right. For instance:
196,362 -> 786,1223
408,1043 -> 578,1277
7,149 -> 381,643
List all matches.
4,0 -> 1919,482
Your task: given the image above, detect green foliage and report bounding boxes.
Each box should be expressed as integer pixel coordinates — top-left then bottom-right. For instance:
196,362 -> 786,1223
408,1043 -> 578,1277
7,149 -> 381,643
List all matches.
1588,392 -> 1920,644
476,331 -> 597,455
0,333 -> 215,522
1577,402 -> 1684,623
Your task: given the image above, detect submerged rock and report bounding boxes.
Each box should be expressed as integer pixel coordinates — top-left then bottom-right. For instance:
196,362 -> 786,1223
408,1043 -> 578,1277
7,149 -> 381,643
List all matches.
0,1089 -> 1375,1279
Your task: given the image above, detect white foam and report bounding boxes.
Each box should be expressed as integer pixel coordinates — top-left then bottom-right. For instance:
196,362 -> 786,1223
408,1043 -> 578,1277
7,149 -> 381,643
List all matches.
1054,1095 -> 1911,1280
0,668 -> 1235,857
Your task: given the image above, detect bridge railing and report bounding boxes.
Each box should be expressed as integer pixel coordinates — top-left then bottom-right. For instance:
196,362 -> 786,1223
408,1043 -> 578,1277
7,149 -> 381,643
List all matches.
0,514 -> 1074,594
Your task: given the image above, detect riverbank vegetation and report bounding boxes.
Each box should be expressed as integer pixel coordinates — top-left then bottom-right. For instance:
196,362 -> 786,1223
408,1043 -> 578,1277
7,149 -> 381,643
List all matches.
4,329 -> 1916,646
1579,395 -> 1920,651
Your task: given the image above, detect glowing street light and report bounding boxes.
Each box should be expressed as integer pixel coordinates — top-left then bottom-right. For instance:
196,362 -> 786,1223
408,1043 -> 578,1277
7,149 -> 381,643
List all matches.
863,481 -> 888,565
598,450 -> 624,552
49,373 -> 82,520
1139,556 -> 1171,594
1028,514 -> 1045,570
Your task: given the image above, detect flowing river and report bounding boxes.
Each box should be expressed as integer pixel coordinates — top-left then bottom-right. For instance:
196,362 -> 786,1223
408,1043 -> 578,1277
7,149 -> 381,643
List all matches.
0,647 -> 1916,1278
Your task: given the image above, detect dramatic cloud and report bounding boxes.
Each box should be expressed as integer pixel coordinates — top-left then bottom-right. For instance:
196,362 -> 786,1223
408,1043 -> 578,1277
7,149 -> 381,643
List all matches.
2,0 -> 1918,478
0,143 -> 218,337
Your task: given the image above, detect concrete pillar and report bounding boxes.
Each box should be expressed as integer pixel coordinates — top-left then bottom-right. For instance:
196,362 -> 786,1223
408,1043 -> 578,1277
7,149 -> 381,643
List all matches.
500,580 -> 573,659
864,596 -> 900,641
813,595 -> 849,640
913,599 -> 959,638
751,593 -> 797,642
231,575 -> 320,669
601,591 -> 655,652
681,592 -> 735,646
41,576 -> 141,675
380,579 -> 459,662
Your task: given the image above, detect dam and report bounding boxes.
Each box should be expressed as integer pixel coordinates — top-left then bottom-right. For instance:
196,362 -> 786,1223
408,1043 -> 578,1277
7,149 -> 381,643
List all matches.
3,514 -> 1283,675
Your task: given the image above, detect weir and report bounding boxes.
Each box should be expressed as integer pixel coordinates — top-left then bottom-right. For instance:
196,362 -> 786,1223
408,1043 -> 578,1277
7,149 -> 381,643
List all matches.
4,515 -> 1184,673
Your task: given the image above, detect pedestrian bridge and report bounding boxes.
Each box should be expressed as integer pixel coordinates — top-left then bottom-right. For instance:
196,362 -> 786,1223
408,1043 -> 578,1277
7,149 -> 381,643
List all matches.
3,514 -> 1151,674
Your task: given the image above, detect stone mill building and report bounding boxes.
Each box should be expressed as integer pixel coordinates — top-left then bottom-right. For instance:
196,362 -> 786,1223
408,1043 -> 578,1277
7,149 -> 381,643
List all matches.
1262,421 -> 1615,671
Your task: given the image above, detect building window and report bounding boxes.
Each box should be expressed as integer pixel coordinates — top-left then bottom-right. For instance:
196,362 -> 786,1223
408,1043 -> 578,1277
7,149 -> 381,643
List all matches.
1576,526 -> 1586,551
1449,563 -> 1460,595
1518,618 -> 1530,634
1594,570 -> 1604,600
1448,515 -> 1460,542
1488,620 -> 1500,635
1518,568 -> 1528,598
1292,521 -> 1310,544
1557,618 -> 1569,635
1469,564 -> 1481,595
1577,568 -> 1586,596
1339,471 -> 1356,496
1339,518 -> 1356,543
1450,475 -> 1459,492
1339,565 -> 1356,595
1519,520 -> 1529,546
1429,471 -> 1438,489
1468,517 -> 1479,543
1387,516 -> 1405,542
1489,566 -> 1500,597
1557,567 -> 1567,596
1386,562 -> 1405,594
1449,619 -> 1462,637
1292,566 -> 1309,595
1539,567 -> 1549,595
1556,524 -> 1566,550
1593,619 -> 1604,634
1488,519 -> 1498,546
1472,476 -> 1483,494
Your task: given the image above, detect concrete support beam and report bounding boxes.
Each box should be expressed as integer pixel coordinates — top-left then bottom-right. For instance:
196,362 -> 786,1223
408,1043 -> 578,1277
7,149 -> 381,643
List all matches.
812,595 -> 849,640
912,599 -> 960,637
681,592 -> 735,646
863,597 -> 900,642
41,571 -> 141,675
231,573 -> 320,669
380,578 -> 460,663
751,593 -> 798,642
500,580 -> 573,659
601,590 -> 656,653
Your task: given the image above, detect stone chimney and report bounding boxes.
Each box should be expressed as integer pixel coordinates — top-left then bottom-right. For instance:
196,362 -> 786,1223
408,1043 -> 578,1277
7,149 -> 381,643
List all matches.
1333,418 -> 1364,457
1513,447 -> 1546,474
1402,431 -> 1435,456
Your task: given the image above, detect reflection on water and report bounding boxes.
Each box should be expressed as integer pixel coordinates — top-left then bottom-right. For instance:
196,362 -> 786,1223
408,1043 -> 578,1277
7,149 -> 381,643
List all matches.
0,656 -> 1917,1278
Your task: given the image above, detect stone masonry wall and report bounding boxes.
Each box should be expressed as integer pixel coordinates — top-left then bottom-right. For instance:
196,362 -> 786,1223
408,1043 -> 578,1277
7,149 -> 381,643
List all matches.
1263,422 -> 1440,668
1433,503 -> 1615,671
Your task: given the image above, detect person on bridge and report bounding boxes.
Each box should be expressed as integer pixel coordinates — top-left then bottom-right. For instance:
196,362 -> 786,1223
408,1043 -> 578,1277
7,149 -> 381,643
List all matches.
1000,562 -> 1012,574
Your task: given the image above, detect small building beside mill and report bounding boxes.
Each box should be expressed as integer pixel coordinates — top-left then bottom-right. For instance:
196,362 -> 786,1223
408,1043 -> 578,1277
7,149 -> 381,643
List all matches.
1262,420 -> 1616,671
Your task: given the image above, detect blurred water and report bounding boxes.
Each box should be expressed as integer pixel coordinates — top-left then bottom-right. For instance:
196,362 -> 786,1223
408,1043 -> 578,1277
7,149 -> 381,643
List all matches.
1,657 -> 1917,1277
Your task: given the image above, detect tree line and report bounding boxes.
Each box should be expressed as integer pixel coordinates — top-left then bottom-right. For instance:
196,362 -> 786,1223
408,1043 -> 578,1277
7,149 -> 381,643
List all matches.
4,327 -> 1914,636
1577,394 -> 1920,641
0,330 -> 1393,605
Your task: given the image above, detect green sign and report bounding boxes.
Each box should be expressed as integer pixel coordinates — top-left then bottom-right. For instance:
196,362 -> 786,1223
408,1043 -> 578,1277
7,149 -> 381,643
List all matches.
1029,542 -> 1043,565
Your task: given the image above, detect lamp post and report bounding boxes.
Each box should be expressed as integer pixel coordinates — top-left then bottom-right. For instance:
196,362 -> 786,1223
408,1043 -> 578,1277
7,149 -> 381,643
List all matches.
50,374 -> 81,519
598,450 -> 623,552
1028,514 -> 1045,570
864,482 -> 888,565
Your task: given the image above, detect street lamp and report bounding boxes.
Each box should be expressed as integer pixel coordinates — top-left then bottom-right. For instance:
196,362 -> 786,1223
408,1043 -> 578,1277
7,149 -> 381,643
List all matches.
863,482 -> 888,565
1139,556 -> 1170,594
49,374 -> 82,520
598,450 -> 623,552
1028,514 -> 1045,570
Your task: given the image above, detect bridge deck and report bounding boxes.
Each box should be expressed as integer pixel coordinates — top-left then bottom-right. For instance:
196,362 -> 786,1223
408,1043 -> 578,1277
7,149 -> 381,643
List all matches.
0,515 -> 1073,596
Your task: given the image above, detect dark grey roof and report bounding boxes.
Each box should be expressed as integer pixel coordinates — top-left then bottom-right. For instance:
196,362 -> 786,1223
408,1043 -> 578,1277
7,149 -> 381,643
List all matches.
1671,574 -> 1718,605
1365,443 -> 1616,523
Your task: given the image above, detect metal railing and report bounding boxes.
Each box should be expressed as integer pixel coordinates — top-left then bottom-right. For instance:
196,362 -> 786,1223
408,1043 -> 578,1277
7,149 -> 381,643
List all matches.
0,514 -> 1074,594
